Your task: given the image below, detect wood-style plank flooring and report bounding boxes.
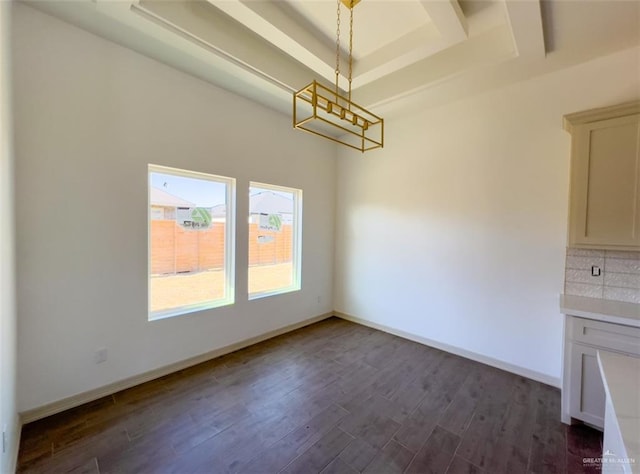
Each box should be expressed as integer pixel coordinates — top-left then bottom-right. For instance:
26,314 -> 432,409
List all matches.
18,317 -> 602,473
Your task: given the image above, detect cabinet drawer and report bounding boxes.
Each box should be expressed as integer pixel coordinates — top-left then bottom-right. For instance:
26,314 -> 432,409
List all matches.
572,317 -> 640,356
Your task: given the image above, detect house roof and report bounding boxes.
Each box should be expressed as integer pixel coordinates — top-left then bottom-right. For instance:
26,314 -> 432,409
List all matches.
150,187 -> 195,208
250,191 -> 294,215
210,191 -> 293,217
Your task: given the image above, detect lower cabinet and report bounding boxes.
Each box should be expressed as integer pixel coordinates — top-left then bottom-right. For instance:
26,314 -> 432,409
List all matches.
562,315 -> 640,429
569,343 -> 607,427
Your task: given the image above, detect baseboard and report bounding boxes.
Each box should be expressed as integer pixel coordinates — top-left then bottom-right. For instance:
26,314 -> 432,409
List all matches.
20,309 -> 560,426
335,311 -> 561,388
20,312 -> 333,424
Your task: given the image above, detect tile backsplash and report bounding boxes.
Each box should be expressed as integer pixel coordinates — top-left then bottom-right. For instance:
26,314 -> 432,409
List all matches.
565,248 -> 640,303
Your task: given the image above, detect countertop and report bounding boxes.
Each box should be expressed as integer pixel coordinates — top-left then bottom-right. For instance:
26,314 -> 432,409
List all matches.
560,294 -> 640,328
597,351 -> 640,473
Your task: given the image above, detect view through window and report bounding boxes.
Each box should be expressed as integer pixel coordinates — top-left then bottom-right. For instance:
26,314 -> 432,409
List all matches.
148,165 -> 235,320
248,183 -> 302,299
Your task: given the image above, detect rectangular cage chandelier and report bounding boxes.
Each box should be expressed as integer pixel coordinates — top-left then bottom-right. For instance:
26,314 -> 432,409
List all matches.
293,0 -> 384,153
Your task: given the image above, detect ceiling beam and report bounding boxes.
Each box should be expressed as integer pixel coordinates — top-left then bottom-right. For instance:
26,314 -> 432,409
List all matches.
358,26 -> 515,109
205,0 -> 338,84
355,0 -> 468,88
133,0 -> 325,93
419,0 -> 468,43
503,0 -> 545,59
353,23 -> 448,88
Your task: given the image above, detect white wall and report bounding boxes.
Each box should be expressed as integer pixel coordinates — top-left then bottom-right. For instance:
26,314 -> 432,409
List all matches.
0,0 -> 19,472
335,46 -> 640,386
13,4 -> 336,412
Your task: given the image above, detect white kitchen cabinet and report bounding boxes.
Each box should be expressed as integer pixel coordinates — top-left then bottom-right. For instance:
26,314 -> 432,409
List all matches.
561,297 -> 640,429
563,101 -> 640,250
569,343 -> 607,427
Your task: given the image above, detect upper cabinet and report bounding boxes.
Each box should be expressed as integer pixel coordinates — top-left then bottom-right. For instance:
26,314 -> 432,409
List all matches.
564,101 -> 640,250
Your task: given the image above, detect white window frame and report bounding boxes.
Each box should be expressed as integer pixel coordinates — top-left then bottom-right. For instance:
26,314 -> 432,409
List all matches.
248,181 -> 302,300
148,164 -> 235,320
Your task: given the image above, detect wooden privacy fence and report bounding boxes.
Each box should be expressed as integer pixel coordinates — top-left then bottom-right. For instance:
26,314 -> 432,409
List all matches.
150,221 -> 293,275
248,222 -> 293,266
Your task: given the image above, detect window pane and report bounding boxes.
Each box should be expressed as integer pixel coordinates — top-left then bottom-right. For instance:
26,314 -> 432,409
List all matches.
149,166 -> 234,319
248,183 -> 301,298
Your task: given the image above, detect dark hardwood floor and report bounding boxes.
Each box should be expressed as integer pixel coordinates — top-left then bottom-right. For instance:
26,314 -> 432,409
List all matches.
18,317 -> 602,473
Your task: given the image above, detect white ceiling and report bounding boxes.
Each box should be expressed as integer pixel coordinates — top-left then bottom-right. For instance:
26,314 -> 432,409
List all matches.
22,0 -> 640,118
277,1 -> 434,60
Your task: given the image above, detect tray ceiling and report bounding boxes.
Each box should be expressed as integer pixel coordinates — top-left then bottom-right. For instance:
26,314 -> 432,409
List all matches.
20,0 -> 640,118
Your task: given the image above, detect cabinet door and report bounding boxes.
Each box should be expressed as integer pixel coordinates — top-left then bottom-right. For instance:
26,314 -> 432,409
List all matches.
569,343 -> 605,429
569,114 -> 640,249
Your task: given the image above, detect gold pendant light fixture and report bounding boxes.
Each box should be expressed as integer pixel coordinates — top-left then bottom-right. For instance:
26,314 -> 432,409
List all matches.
293,0 -> 384,153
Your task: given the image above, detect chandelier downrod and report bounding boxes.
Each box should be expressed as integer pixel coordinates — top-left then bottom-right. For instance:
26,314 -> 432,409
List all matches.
293,0 -> 384,153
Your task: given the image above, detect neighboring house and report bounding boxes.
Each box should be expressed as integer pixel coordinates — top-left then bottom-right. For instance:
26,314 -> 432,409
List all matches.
210,190 -> 293,224
150,186 -> 195,221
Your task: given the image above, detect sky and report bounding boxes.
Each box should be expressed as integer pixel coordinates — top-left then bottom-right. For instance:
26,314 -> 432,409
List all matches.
151,172 -> 227,207
150,172 -> 294,208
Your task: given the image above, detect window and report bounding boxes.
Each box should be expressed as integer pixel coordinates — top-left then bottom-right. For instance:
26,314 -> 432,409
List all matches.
148,165 -> 235,320
248,183 -> 302,299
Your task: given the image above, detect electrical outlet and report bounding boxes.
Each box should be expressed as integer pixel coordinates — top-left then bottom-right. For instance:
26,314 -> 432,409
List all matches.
94,348 -> 108,364
591,265 -> 601,277
317,296 -> 322,305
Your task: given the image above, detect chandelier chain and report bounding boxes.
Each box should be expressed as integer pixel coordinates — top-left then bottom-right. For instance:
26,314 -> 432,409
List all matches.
348,5 -> 354,104
335,0 -> 341,95
293,0 -> 384,152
